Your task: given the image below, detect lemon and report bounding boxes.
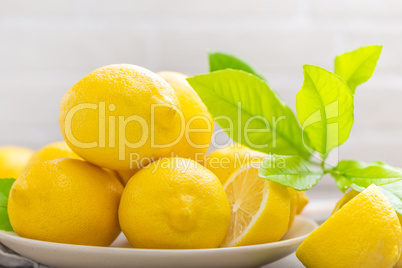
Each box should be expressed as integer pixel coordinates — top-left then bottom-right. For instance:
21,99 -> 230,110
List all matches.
397,237 -> 402,268
397,253 -> 402,268
288,188 -> 298,228
119,157 -> 231,249
288,188 -> 309,228
331,188 -> 359,214
296,185 -> 402,268
289,189 -> 309,228
396,212 -> 402,268
24,141 -> 120,183
158,71 -> 213,162
333,189 -> 402,268
59,64 -> 181,171
0,146 -> 33,178
24,141 -> 80,170
333,188 -> 402,224
296,190 -> 309,214
204,145 -> 267,185
8,158 -> 123,246
221,163 -> 291,247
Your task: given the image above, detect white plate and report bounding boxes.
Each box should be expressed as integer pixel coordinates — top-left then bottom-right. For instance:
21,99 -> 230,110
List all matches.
0,216 -> 317,268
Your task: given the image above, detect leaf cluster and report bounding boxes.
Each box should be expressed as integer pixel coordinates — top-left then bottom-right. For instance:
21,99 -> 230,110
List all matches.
188,46 -> 402,213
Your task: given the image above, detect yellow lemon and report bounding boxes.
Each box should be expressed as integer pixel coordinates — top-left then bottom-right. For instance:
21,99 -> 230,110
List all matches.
221,163 -> 291,247
288,188 -> 298,229
59,64 -> 181,171
396,233 -> 402,268
24,141 -> 80,170
204,145 -> 267,185
333,189 -> 402,268
8,158 -> 123,246
288,188 -> 309,229
331,188 -> 359,214
24,141 -> 120,183
296,185 -> 402,268
296,190 -> 309,214
0,146 -> 33,178
119,157 -> 231,249
158,71 -> 213,162
397,252 -> 402,267
396,211 -> 402,268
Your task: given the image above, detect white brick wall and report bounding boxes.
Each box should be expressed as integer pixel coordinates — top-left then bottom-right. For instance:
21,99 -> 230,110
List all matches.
1,0 -> 402,178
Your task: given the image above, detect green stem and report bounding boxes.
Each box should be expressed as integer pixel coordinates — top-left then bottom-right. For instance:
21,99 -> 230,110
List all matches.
321,160 -> 326,172
307,159 -> 322,167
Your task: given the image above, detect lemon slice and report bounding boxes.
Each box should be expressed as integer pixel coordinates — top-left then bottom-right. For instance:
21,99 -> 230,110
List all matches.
221,163 -> 291,247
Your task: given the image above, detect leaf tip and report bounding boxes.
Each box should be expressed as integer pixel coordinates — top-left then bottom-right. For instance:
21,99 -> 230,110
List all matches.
302,64 -> 322,74
207,51 -> 217,57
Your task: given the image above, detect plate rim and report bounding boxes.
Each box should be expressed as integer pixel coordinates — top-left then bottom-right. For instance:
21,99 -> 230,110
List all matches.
0,215 -> 318,254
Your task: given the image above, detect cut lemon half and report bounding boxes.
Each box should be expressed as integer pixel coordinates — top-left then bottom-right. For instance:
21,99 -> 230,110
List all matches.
296,185 -> 402,268
221,163 -> 291,247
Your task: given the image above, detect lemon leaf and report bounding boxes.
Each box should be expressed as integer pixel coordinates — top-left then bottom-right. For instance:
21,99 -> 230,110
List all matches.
333,160 -> 402,188
296,65 -> 354,156
258,155 -> 323,191
187,70 -> 310,159
0,178 -> 15,232
208,52 -> 265,81
332,174 -> 352,193
335,45 -> 382,94
378,183 -> 402,215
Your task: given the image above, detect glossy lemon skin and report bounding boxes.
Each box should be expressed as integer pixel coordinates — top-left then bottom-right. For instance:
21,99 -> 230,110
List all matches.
296,185 -> 402,268
8,158 -> 123,247
158,71 -> 214,163
59,64 -> 181,171
334,189 -> 402,268
119,157 -> 231,249
0,146 -> 33,179
288,188 -> 309,228
24,141 -> 80,171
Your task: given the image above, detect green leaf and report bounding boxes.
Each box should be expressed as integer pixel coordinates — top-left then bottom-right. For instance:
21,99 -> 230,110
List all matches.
333,174 -> 352,193
334,45 -> 382,94
349,184 -> 365,192
208,52 -> 265,81
187,70 -> 310,159
258,155 -> 323,191
351,182 -> 402,215
0,178 -> 15,232
378,182 -> 402,215
296,65 -> 354,156
332,160 -> 402,188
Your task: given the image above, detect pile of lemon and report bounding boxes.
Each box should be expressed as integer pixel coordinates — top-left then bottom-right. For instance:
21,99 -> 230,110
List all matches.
0,65 -> 308,250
